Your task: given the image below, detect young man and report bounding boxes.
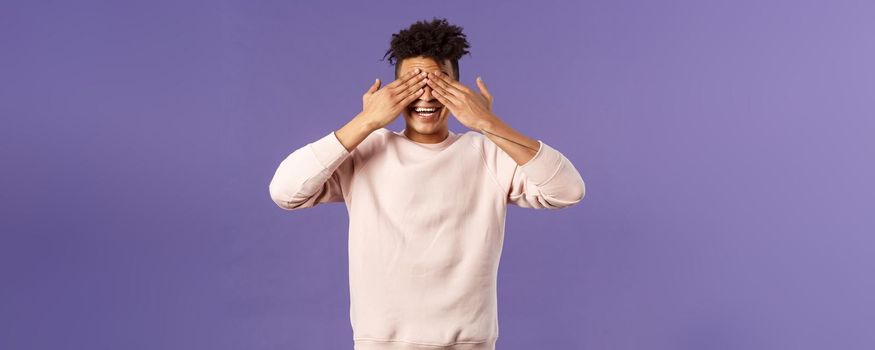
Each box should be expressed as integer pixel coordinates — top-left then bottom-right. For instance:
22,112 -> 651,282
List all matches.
269,18 -> 585,350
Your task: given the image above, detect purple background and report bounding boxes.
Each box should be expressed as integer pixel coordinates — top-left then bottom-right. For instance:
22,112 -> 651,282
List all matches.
2,1 -> 873,349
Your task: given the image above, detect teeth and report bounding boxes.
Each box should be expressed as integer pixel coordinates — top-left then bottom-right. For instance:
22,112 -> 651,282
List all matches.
414,107 -> 438,112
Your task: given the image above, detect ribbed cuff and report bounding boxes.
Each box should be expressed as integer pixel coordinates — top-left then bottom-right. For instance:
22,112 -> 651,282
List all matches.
309,131 -> 352,170
519,140 -> 564,185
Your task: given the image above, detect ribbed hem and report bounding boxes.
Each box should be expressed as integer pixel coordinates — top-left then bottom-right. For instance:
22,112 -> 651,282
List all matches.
354,338 -> 497,350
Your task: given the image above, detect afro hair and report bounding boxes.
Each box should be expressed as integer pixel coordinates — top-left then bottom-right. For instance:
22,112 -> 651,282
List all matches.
381,17 -> 471,81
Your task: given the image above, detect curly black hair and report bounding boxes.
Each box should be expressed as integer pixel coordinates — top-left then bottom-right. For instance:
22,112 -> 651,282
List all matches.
381,17 -> 471,81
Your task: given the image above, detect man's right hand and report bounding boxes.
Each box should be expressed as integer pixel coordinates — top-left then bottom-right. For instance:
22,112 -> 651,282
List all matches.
359,68 -> 428,129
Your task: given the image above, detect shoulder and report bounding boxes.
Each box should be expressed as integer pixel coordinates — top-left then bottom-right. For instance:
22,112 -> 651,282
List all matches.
463,130 -> 505,158
350,127 -> 395,164
358,127 -> 393,151
461,130 -> 487,149
369,127 -> 393,142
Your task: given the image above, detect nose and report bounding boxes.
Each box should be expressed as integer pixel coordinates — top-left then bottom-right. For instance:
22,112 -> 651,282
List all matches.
420,85 -> 439,103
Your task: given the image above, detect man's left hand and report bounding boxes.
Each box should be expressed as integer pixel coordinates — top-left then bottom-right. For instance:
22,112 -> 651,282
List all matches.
426,71 -> 497,131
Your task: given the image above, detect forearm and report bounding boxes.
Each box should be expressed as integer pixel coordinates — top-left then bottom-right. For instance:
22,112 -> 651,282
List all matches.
335,112 -> 380,152
478,115 -> 541,166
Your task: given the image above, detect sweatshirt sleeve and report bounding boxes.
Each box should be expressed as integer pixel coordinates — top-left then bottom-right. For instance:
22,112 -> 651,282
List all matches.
268,131 -> 355,210
491,139 -> 586,209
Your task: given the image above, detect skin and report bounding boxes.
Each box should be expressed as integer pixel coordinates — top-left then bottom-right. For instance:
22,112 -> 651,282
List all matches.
334,55 -> 541,166
395,56 -> 455,144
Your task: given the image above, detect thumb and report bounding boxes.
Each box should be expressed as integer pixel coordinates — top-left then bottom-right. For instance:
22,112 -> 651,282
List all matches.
366,78 -> 381,94
476,76 -> 492,102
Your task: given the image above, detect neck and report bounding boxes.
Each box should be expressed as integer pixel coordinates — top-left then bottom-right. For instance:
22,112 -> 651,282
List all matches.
404,127 -> 449,144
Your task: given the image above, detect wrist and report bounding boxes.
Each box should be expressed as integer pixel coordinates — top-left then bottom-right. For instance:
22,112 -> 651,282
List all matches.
477,113 -> 499,132
354,112 -> 382,133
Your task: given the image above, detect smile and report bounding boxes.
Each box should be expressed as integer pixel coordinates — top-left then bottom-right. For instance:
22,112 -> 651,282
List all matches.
410,106 -> 442,120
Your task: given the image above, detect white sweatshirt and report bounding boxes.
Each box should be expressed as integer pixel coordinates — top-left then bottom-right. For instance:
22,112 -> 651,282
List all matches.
269,127 -> 585,349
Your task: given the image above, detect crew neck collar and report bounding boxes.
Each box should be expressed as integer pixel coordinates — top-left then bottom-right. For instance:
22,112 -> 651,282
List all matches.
396,128 -> 457,149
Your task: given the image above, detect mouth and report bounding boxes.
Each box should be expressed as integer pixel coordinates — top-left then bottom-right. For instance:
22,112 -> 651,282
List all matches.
408,105 -> 443,122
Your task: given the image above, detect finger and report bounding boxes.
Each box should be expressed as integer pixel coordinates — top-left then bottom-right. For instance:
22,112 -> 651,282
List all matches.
427,72 -> 464,99
432,85 -> 461,108
430,72 -> 467,98
476,76 -> 492,103
397,87 -> 425,107
366,78 -> 381,95
386,68 -> 423,90
398,76 -> 428,99
430,80 -> 462,106
386,68 -> 418,89
435,71 -> 471,96
394,71 -> 427,96
424,76 -> 449,96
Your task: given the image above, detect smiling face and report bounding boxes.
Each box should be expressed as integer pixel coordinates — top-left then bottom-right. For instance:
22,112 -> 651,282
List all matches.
397,56 -> 455,143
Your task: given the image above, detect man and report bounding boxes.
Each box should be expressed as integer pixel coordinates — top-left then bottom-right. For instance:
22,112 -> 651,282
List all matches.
269,17 -> 585,350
